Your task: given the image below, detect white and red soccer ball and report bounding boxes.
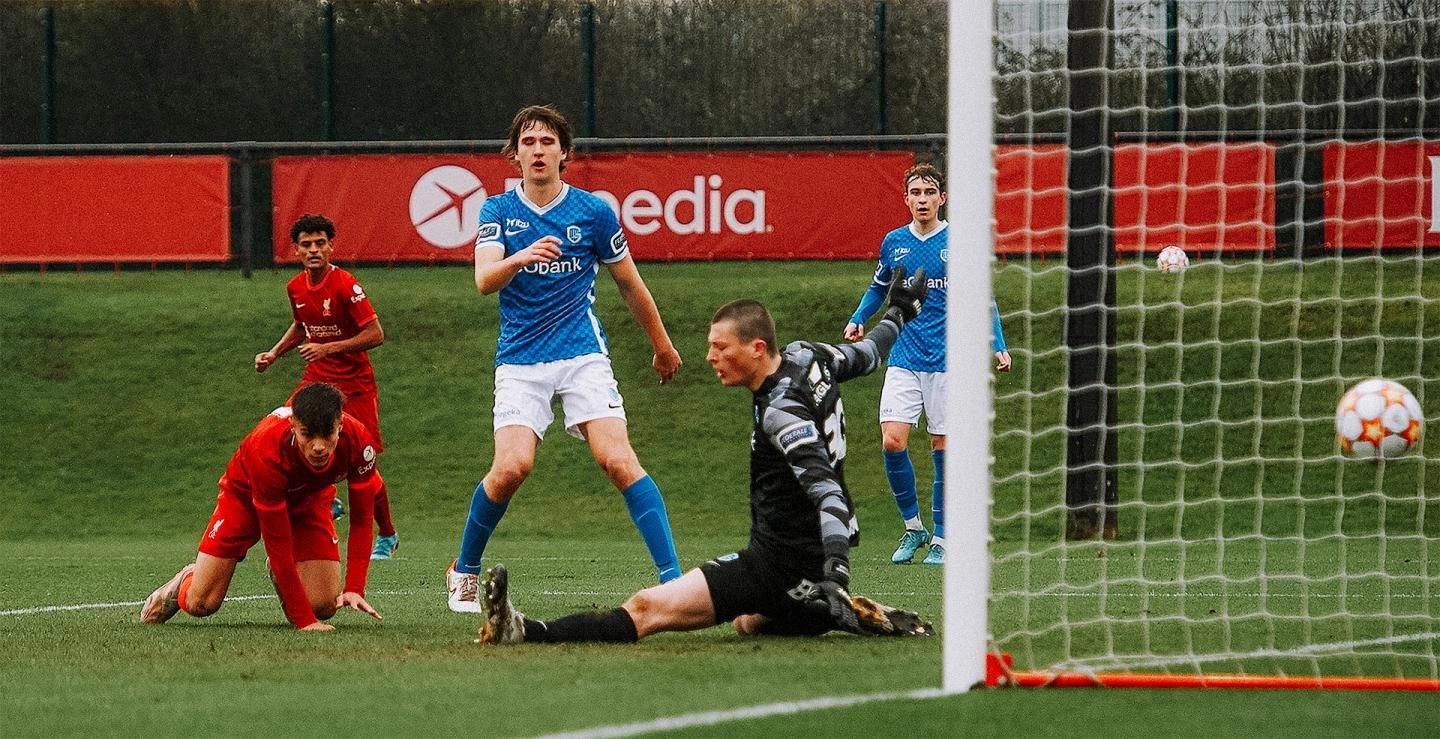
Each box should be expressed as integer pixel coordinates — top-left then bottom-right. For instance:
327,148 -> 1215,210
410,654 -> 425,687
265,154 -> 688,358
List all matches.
1156,244 -> 1189,274
1336,378 -> 1424,459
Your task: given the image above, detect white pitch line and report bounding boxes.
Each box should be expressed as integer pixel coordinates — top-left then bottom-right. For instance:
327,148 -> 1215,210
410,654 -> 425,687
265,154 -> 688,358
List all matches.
0,590 -> 418,617
535,687 -> 946,739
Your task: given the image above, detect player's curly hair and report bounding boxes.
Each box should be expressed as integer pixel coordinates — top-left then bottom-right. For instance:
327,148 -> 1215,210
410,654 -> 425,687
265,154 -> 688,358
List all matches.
290,213 -> 335,243
903,163 -> 945,190
501,104 -> 573,173
712,299 -> 778,357
291,383 -> 345,435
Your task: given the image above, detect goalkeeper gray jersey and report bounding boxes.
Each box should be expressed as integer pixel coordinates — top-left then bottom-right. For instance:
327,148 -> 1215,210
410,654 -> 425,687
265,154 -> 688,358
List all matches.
745,333 -> 892,569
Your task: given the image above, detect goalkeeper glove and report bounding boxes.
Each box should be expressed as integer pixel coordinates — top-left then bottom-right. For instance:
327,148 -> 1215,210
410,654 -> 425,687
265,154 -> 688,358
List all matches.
884,265 -> 929,324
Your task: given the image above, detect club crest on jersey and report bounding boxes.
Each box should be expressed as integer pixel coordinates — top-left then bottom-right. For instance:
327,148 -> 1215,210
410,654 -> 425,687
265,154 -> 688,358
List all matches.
567,226 -> 582,243
940,248 -> 949,262
322,298 -> 332,316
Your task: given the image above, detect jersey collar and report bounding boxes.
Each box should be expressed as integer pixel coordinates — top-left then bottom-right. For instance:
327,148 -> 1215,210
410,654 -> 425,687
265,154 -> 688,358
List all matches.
517,182 -> 571,216
908,220 -> 948,242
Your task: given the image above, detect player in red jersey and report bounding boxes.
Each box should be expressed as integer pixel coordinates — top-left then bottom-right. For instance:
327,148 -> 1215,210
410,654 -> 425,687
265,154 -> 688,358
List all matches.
139,383 -> 385,631
254,214 -> 400,560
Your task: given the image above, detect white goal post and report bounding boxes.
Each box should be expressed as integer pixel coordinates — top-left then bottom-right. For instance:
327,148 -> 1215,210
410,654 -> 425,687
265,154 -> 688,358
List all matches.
946,0 -> 1440,692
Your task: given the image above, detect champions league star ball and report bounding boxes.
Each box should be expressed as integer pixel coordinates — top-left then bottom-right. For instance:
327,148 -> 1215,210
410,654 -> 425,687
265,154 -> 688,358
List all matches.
1336,378 -> 1424,459
1156,244 -> 1189,274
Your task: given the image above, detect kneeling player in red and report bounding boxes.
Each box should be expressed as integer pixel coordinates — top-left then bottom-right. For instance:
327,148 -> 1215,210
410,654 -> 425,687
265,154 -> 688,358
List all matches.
140,383 -> 385,632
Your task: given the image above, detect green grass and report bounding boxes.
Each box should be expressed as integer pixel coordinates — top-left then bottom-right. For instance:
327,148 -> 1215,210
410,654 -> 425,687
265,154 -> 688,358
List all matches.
2,260 -> 1439,736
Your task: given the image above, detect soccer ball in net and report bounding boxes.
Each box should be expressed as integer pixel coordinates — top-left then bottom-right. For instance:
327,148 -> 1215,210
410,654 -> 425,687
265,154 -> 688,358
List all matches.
1155,244 -> 1189,273
1335,378 -> 1424,459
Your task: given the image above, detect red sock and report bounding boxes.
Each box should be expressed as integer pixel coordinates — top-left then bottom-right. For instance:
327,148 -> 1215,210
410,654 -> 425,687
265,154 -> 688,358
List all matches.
374,483 -> 396,537
176,570 -> 195,614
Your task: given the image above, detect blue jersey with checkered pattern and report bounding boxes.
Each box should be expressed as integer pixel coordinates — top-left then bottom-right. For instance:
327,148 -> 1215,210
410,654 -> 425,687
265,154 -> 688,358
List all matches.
864,222 -> 950,372
475,183 -> 629,366
848,220 -> 1008,373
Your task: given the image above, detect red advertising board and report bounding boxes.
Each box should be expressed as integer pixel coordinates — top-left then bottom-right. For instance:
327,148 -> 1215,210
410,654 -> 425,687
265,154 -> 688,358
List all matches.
995,144 -> 1067,255
1323,141 -> 1440,249
271,152 -> 913,263
0,156 -> 230,263
1113,142 -> 1276,253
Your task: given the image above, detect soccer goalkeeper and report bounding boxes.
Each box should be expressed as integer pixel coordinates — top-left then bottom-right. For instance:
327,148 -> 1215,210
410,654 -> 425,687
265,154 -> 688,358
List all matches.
476,270 -> 935,645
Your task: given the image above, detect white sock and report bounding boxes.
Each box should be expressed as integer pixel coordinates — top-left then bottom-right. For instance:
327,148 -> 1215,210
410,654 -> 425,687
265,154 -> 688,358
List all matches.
904,517 -> 924,531
931,536 -> 946,548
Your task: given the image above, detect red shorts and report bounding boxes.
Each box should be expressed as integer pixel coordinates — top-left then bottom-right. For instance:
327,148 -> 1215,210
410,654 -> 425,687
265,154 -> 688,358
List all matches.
289,383 -> 384,453
196,486 -> 340,563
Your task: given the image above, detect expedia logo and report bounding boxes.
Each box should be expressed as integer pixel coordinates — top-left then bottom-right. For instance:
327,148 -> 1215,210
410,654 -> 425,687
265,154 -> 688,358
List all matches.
589,175 -> 768,236
522,257 -> 583,275
410,165 -> 487,249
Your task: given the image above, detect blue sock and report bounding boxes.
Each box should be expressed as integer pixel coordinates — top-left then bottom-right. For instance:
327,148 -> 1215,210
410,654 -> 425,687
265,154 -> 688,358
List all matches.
456,482 -> 507,575
932,450 -> 945,540
884,449 -> 920,521
621,475 -> 681,583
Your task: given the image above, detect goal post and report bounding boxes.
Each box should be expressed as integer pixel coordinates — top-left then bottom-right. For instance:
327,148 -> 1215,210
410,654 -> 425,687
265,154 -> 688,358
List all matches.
942,0 -> 997,695
948,0 -> 1440,691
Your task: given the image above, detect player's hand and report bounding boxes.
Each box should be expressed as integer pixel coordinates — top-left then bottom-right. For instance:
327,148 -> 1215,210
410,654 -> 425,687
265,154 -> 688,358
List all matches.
255,351 -> 277,373
297,343 -> 329,362
995,350 -> 1012,372
337,591 -> 382,621
843,322 -> 865,342
298,622 -> 336,633
518,235 -> 563,265
884,265 -> 929,324
653,344 -> 682,384
809,580 -> 861,634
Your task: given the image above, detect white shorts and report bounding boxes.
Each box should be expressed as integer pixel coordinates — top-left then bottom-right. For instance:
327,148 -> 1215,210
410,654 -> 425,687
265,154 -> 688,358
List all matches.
879,366 -> 947,436
493,354 -> 626,440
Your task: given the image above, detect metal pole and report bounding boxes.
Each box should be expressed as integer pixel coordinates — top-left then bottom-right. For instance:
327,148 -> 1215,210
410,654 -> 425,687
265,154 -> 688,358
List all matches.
39,5 -> 56,144
875,0 -> 888,136
1063,0 -> 1119,541
320,0 -> 335,141
580,1 -> 597,138
1166,0 -> 1179,132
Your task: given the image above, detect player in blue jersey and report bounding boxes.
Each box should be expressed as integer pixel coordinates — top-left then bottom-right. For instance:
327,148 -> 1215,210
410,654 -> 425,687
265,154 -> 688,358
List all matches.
843,163 -> 1012,566
445,105 -> 684,613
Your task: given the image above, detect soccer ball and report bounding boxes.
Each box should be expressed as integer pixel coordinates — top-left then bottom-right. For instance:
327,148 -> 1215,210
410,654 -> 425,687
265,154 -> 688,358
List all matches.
1156,244 -> 1189,273
1335,378 -> 1424,459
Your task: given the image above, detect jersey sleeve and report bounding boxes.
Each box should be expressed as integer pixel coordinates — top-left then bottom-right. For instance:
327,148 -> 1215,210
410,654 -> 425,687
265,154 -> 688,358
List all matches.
805,339 -> 887,385
760,394 -> 852,563
341,273 -> 378,329
848,244 -> 893,325
339,417 -> 380,595
475,198 -> 504,253
595,202 -> 629,264
243,444 -> 321,629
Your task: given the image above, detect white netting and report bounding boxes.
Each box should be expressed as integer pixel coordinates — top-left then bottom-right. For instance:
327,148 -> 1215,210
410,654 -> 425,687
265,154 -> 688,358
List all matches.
987,0 -> 1440,679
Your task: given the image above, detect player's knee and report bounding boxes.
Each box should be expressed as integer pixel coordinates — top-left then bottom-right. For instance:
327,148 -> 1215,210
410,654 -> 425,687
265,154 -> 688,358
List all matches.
184,594 -> 222,618
486,462 -> 533,498
595,451 -> 642,487
312,602 -> 338,620
732,614 -> 766,636
620,588 -> 660,630
881,434 -> 908,453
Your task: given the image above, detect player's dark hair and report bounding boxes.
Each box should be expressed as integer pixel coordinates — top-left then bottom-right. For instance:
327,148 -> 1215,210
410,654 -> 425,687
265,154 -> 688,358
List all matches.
501,104 -> 573,173
290,213 -> 335,243
903,163 -> 945,191
292,383 -> 345,435
712,299 -> 778,357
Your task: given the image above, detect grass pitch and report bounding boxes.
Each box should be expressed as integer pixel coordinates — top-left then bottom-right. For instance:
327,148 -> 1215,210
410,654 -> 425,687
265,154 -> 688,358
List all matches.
2,261 -> 1439,736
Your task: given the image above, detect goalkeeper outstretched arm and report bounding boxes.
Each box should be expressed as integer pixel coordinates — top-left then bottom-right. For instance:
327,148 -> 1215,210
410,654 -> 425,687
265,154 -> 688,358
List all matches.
830,264 -> 928,383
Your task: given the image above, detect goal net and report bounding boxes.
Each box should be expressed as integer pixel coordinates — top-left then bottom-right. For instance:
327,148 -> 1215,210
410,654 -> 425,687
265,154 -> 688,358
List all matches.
949,0 -> 1440,689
